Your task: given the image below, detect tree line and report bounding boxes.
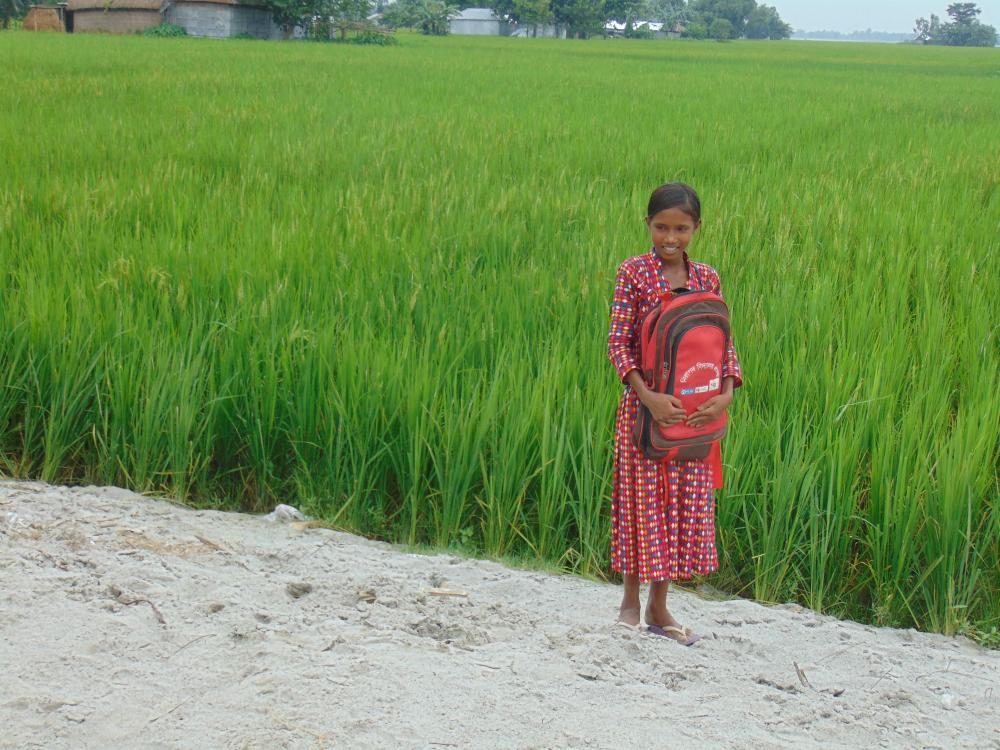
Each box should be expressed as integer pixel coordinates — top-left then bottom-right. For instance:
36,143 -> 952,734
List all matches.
0,0 -> 791,40
914,3 -> 998,47
390,0 -> 791,39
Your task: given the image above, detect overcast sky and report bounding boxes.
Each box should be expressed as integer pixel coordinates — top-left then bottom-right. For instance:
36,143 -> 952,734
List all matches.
772,1 -> 1000,33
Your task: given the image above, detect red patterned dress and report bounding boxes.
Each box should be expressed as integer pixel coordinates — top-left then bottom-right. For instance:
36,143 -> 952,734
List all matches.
607,250 -> 743,583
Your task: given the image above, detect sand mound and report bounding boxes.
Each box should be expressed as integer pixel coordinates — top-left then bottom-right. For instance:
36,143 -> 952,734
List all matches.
2,481 -> 998,749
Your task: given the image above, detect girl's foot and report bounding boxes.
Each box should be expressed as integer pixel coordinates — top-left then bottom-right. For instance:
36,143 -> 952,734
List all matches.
643,603 -> 681,631
645,604 -> 701,644
617,605 -> 641,628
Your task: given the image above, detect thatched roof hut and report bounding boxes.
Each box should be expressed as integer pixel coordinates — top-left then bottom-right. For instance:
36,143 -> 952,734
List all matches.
24,5 -> 67,31
66,0 -> 163,33
66,0 -> 280,37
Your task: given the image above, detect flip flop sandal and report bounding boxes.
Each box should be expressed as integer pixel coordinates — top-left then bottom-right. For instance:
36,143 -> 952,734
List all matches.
646,624 -> 703,646
615,620 -> 643,632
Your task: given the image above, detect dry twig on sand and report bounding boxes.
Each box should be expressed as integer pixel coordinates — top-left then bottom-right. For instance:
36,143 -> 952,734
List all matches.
147,697 -> 191,725
109,585 -> 166,626
793,661 -> 813,689
429,588 -> 468,598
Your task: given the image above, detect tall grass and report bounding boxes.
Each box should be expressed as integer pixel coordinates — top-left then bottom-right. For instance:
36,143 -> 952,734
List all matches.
1,32 -> 998,639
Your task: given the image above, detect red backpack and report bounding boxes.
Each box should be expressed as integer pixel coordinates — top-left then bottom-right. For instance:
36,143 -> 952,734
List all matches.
632,287 -> 730,488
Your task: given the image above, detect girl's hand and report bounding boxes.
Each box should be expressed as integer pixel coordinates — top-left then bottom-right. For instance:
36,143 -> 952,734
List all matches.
644,392 -> 687,426
686,392 -> 732,428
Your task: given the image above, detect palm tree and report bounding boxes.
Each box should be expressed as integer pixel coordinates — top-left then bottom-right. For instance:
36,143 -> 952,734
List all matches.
416,0 -> 456,35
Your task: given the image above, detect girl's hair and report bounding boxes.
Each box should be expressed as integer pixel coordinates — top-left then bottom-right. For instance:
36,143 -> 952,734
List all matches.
647,182 -> 701,223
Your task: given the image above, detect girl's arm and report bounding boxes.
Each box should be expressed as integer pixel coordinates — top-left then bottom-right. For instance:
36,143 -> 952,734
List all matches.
712,272 -> 743,389
687,269 -> 740,428
687,377 -> 735,428
607,264 -> 641,383
627,369 -> 687,426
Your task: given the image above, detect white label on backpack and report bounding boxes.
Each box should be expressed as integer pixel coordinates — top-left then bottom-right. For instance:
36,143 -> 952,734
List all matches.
679,362 -> 720,384
679,367 -> 721,396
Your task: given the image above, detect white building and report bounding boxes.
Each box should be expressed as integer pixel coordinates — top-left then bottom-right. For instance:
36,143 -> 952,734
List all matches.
605,20 -> 682,38
449,7 -> 510,36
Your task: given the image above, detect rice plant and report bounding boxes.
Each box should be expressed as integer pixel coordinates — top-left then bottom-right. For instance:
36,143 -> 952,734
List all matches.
1,31 -> 997,639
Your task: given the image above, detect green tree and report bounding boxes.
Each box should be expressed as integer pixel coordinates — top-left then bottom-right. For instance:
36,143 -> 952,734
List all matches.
327,0 -> 375,36
0,0 -> 24,29
946,2 -> 980,24
644,0 -> 685,24
513,0 -> 553,29
387,0 -> 456,33
976,23 -> 997,44
915,3 -> 997,47
913,13 -> 941,43
691,0 -> 754,37
744,3 -> 789,39
943,18 -> 997,45
551,0 -> 604,37
265,0 -> 372,35
944,1 -> 996,45
683,20 -> 707,38
490,0 -> 514,21
970,22 -> 997,44
265,0 -> 318,32
708,15 -> 733,38
380,0 -> 418,27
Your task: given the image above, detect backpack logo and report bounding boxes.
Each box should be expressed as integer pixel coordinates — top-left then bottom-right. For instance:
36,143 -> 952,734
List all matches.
679,363 -> 720,395
679,362 -> 720,383
680,378 -> 720,396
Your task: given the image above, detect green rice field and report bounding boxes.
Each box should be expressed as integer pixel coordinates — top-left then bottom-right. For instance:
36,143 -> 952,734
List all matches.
2,32 -> 998,641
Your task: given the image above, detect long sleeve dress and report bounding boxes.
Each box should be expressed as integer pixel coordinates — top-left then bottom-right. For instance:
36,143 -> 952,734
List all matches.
607,249 -> 743,583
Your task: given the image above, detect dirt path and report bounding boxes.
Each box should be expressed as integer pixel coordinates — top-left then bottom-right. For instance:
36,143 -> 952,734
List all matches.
2,481 -> 997,749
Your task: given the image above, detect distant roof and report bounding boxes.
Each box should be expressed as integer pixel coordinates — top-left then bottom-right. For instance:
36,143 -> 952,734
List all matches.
605,20 -> 677,31
453,7 -> 499,21
67,0 -> 258,7
67,0 -> 160,9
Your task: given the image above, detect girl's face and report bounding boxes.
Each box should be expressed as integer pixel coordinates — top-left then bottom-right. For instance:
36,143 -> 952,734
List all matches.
646,206 -> 700,262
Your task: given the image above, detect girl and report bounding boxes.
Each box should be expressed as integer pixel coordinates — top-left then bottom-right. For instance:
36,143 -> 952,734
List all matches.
607,182 -> 742,645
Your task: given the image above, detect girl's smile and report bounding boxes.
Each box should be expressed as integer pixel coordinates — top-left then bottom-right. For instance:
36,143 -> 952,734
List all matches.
646,206 -> 700,263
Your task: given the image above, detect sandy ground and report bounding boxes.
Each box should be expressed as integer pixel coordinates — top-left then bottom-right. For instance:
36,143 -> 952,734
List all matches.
1,481 -> 998,750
